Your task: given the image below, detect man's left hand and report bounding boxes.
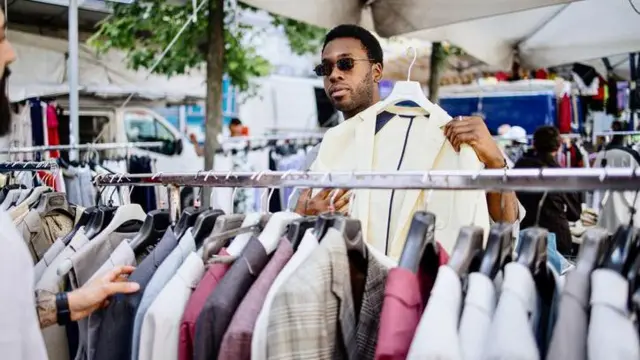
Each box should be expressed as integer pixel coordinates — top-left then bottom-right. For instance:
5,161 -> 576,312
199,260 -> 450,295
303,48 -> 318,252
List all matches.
444,116 -> 505,169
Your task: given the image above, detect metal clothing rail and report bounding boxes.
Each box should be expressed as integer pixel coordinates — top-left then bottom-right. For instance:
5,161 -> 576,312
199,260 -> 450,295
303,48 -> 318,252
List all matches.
0,161 -> 59,172
0,142 -> 165,154
593,130 -> 640,136
94,168 -> 640,192
221,134 -> 325,143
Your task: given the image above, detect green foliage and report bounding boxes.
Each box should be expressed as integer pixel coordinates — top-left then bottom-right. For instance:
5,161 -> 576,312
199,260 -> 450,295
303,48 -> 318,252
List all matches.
90,0 -> 325,92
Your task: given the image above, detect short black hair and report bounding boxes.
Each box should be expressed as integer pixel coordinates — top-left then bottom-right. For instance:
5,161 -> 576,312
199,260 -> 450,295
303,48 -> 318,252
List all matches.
533,125 -> 560,154
229,118 -> 242,126
611,120 -> 623,131
322,24 -> 383,67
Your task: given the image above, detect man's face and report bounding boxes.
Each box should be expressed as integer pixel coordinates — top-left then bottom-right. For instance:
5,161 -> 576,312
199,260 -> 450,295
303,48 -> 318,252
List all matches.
321,38 -> 382,115
229,124 -> 242,136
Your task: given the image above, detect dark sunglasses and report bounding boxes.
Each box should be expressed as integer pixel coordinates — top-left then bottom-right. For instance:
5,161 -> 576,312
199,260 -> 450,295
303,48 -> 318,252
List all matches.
313,58 -> 373,77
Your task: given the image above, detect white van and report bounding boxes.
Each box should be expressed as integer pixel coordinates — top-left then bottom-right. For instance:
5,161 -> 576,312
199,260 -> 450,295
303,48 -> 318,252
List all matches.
58,103 -> 202,174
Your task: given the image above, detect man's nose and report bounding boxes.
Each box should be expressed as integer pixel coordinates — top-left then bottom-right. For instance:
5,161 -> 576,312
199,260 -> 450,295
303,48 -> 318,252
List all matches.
328,68 -> 343,83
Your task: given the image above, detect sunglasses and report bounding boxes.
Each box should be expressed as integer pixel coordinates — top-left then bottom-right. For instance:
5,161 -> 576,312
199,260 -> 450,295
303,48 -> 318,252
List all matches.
313,58 -> 373,77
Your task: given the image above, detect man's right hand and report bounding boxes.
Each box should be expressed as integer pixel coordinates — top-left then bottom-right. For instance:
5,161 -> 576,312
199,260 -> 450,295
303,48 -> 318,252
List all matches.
294,188 -> 350,216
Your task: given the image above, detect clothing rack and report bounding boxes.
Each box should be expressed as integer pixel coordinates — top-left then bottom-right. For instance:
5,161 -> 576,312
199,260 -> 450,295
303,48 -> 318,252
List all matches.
593,130 -> 640,137
0,161 -> 58,172
221,134 -> 325,144
93,168 -> 640,192
0,141 -> 165,154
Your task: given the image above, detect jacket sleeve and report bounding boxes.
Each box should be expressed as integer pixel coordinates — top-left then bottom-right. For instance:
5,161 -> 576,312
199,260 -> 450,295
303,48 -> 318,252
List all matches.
563,192 -> 582,222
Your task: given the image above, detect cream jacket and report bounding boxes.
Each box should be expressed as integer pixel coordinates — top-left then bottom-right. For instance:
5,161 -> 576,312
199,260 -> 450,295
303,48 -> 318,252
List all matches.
310,101 -> 490,257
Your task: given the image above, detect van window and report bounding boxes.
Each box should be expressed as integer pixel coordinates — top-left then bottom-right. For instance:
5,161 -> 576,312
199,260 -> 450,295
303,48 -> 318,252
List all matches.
124,110 -> 177,155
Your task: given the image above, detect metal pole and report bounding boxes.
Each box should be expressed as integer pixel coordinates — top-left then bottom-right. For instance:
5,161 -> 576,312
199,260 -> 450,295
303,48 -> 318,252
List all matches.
68,0 -> 80,161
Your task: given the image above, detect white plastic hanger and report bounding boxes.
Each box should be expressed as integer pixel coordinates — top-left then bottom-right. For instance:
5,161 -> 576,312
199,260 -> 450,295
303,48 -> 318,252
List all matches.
258,211 -> 300,255
376,46 -> 434,112
57,203 -> 147,276
18,186 -> 50,208
226,212 -> 263,257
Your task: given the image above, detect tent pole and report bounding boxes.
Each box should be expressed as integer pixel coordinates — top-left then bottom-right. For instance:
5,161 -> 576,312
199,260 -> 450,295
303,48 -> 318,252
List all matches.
68,0 -> 80,160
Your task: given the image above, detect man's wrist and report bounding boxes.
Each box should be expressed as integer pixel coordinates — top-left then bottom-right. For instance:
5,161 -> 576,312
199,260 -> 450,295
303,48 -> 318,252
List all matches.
486,156 -> 507,169
35,289 -> 58,328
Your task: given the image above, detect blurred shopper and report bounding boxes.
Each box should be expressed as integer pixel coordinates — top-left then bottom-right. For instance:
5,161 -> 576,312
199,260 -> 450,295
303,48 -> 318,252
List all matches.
502,126 -> 528,164
514,126 -> 581,256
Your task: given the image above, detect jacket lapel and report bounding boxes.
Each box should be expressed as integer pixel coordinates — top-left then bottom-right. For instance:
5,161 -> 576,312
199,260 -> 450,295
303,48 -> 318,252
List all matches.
390,111 -> 451,249
354,106 -> 378,242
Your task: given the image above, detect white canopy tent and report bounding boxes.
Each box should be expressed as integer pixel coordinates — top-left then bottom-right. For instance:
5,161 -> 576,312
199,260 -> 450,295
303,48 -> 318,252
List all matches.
407,0 -> 640,73
8,30 -> 206,103
239,0 -> 578,37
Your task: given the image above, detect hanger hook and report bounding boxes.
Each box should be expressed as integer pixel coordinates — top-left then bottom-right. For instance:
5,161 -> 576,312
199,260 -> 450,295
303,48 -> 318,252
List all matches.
329,188 -> 339,213
407,46 -> 418,81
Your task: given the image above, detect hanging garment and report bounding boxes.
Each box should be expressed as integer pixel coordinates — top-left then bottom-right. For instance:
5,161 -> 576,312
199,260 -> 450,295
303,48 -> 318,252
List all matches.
231,150 -> 256,213
36,229 -> 90,360
266,227 -> 388,360
75,240 -> 136,360
94,230 -> 178,360
309,103 -> 490,257
194,237 -> 271,360
458,272 -> 499,360
557,95 -> 572,134
67,228 -> 141,290
57,107 -> 70,162
587,269 -> 640,360
131,229 -> 197,360
46,105 -> 60,158
0,210 -> 48,360
482,262 -> 540,360
217,238 -> 294,360
33,237 -> 66,285
128,156 -> 157,213
546,269 -> 590,360
9,104 -> 33,161
179,249 -> 236,360
251,229 -> 319,360
16,208 -> 75,263
138,252 -> 204,360
30,100 -> 45,147
406,265 -> 463,360
375,243 -> 449,360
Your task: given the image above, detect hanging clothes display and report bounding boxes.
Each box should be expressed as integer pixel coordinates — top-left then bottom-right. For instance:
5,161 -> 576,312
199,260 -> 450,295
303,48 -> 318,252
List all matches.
47,104 -> 61,158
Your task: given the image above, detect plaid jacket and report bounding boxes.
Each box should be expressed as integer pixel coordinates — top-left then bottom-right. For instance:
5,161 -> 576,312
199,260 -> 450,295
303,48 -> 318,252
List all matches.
266,227 -> 388,360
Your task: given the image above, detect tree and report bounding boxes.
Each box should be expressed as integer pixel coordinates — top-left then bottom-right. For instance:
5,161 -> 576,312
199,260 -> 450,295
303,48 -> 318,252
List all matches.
428,42 -> 465,103
90,0 -> 325,206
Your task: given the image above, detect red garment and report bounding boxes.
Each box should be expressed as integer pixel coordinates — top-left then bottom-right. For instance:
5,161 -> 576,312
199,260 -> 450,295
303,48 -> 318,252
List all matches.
46,105 -> 60,158
179,248 -> 233,360
557,95 -> 572,134
535,69 -> 548,79
374,243 -> 450,360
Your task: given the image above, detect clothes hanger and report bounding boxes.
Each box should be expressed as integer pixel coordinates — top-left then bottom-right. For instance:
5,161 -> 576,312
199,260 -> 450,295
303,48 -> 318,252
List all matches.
83,206 -> 116,239
174,206 -> 207,239
255,185 -> 300,255
224,182 -> 272,257
0,183 -> 25,203
334,215 -> 368,310
63,207 -> 99,246
517,190 -> 550,275
375,46 -> 432,113
398,211 -> 439,274
604,192 -> 640,274
447,225 -> 484,277
34,192 -> 75,219
287,217 -> 317,251
479,222 -> 513,279
129,209 -> 172,256
191,208 -> 225,248
0,188 -> 24,210
58,203 -> 147,276
202,221 -> 261,261
575,227 -> 610,274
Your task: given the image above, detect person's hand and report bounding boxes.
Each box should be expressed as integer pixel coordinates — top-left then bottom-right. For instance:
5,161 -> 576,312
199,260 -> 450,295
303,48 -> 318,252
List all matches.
444,116 -> 506,169
294,188 -> 350,216
189,133 -> 198,144
67,265 -> 140,321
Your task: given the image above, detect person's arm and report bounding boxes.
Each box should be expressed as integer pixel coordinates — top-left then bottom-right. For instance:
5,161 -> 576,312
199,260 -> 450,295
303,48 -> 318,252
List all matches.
563,191 -> 583,222
34,266 -> 140,329
35,289 -> 58,329
485,158 -> 519,223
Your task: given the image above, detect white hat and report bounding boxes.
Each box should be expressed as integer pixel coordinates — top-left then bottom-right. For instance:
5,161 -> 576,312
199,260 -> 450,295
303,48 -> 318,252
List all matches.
503,126 -> 528,144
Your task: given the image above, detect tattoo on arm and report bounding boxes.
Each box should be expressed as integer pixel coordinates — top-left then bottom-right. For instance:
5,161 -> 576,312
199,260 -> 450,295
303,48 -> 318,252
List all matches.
35,289 -> 58,329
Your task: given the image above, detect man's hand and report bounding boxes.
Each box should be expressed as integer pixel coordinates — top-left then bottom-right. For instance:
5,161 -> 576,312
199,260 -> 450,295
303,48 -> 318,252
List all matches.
444,116 -> 505,169
294,188 -> 350,216
67,265 -> 140,321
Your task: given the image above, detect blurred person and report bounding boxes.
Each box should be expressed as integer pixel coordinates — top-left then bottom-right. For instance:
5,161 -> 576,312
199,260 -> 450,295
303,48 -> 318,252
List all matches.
514,126 -> 581,255
606,120 -> 625,149
228,117 -> 244,137
293,24 -> 521,240
0,9 -> 140,357
502,126 -> 528,164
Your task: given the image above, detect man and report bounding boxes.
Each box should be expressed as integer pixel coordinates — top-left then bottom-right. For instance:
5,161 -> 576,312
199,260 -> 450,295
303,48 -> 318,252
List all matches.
228,117 -> 245,137
293,25 -> 521,254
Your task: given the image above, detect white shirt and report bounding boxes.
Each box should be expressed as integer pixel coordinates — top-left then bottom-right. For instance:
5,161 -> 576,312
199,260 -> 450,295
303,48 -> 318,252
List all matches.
459,272 -> 498,360
408,265 -> 463,360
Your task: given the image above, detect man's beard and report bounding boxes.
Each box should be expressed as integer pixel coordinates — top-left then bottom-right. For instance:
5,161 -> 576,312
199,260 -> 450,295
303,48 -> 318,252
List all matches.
334,72 -> 374,114
0,67 -> 12,137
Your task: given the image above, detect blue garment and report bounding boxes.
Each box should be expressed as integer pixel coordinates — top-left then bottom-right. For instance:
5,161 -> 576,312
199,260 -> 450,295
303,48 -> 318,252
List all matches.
131,230 -> 196,360
94,230 -> 178,360
517,230 -> 566,274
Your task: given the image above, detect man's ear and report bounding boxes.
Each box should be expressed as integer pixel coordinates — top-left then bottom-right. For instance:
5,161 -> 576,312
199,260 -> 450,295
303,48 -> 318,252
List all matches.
372,63 -> 383,83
